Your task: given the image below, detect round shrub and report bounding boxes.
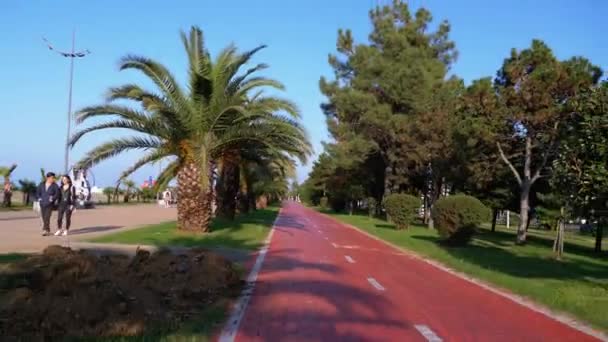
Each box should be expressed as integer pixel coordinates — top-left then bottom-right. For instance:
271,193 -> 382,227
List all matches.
319,196 -> 329,210
432,195 -> 490,246
383,194 -> 420,230
367,197 -> 378,218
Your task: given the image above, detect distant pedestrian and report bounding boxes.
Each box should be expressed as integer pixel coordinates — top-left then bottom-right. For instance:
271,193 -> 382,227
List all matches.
56,175 -> 76,236
163,189 -> 172,208
36,172 -> 59,236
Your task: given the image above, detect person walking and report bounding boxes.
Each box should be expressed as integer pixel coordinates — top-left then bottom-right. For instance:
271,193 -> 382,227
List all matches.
56,175 -> 76,236
163,189 -> 172,208
36,172 -> 59,236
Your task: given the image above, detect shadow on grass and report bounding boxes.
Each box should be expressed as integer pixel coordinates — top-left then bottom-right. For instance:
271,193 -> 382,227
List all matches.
411,233 -> 608,282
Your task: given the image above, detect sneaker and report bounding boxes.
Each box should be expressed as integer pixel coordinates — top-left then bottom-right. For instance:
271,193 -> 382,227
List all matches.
42,231 -> 50,236
54,230 -> 63,236
61,230 -> 68,236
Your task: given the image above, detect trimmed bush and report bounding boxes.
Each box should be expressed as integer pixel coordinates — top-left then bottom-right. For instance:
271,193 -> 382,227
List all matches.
383,194 -> 420,230
367,197 -> 378,218
432,195 -> 490,246
320,196 -> 329,210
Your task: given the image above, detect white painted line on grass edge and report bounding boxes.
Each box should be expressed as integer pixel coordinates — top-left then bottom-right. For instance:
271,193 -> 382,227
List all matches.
414,325 -> 443,342
345,255 -> 355,263
218,209 -> 281,342
367,277 -> 385,291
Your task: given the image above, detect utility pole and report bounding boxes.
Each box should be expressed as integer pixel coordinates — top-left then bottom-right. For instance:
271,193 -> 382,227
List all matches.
43,31 -> 91,174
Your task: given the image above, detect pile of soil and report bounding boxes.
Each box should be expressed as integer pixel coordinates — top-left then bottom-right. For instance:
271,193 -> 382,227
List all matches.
0,245 -> 242,339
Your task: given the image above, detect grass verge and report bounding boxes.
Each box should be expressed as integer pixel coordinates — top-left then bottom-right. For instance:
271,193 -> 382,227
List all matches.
90,207 -> 278,251
326,211 -> 608,332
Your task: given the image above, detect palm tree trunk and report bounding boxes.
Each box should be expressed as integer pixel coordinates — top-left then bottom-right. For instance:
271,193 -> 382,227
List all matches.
177,161 -> 212,232
216,159 -> 240,220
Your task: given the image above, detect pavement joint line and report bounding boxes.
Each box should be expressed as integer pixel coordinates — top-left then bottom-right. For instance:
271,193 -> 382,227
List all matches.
316,209 -> 608,342
218,209 -> 282,342
345,255 -> 355,263
414,325 -> 443,342
367,277 -> 385,291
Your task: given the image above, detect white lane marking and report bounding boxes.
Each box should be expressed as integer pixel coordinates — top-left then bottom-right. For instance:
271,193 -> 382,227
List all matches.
331,242 -> 338,248
414,325 -> 442,342
367,277 -> 385,291
345,255 -> 355,263
218,210 -> 281,342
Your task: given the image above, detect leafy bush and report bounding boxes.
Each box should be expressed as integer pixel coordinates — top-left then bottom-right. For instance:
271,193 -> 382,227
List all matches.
320,196 -> 329,210
367,197 -> 378,218
383,194 -> 420,230
432,195 -> 490,246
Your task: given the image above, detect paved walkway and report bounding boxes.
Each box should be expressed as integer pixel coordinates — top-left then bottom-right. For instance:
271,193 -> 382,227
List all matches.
0,204 -> 176,254
224,202 -> 603,341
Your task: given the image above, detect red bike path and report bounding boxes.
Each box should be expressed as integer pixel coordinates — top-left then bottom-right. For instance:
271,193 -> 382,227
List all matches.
221,202 -> 602,341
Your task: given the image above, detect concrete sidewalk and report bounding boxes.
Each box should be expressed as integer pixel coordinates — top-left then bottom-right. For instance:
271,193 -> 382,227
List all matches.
0,204 -> 176,254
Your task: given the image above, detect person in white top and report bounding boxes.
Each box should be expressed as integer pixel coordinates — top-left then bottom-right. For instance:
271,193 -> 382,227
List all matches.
163,189 -> 172,208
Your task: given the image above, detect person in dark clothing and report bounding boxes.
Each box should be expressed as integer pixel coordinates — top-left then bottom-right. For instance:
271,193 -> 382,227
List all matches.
56,175 -> 76,236
36,172 -> 59,236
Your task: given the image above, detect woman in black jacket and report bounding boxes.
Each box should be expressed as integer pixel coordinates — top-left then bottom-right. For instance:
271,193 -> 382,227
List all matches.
56,175 -> 76,236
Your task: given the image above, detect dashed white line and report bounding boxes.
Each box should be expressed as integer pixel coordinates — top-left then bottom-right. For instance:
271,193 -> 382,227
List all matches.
331,242 -> 338,248
345,255 -> 355,263
414,325 -> 442,342
367,277 -> 385,291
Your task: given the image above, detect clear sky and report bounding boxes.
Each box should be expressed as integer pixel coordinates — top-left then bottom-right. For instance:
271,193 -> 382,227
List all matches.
1,0 -> 606,187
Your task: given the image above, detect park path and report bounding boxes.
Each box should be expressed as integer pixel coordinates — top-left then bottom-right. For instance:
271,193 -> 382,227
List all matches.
222,202 -> 602,342
0,204 -> 176,254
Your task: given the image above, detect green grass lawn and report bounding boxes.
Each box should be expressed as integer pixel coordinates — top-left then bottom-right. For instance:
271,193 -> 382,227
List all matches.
91,208 -> 278,251
326,211 -> 608,332
0,253 -> 28,264
0,204 -> 30,212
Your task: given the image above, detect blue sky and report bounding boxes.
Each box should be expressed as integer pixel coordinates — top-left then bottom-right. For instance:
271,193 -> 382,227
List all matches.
1,0 -> 606,187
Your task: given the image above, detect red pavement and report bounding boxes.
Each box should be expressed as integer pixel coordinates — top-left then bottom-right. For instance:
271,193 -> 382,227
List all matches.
228,202 -> 601,341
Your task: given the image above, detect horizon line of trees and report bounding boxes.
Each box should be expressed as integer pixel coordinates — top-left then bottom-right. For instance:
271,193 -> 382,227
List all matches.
300,1 -> 608,254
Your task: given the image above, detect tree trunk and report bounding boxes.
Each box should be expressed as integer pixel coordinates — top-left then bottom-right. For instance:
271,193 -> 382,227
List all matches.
517,181 -> 531,244
553,217 -> 565,260
216,158 -> 240,220
595,219 -> 604,253
427,178 -> 442,229
177,161 -> 212,232
491,208 -> 498,233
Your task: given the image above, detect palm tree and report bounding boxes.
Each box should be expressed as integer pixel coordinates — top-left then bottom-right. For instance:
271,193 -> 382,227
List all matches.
18,179 -> 37,205
1,164 -> 17,207
70,26 -> 311,232
122,179 -> 136,202
103,187 -> 114,204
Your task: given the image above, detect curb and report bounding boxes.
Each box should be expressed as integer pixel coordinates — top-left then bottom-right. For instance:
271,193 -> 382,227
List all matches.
317,211 -> 608,342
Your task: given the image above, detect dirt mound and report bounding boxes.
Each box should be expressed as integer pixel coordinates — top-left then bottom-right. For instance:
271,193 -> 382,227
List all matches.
0,245 -> 242,340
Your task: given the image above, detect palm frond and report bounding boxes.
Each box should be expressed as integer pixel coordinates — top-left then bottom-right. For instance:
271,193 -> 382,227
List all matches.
69,120 -> 168,147
118,150 -> 172,181
75,137 -> 164,169
153,160 -> 180,192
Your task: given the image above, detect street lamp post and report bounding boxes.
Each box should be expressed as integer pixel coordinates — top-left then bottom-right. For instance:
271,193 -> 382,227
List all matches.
43,31 -> 91,174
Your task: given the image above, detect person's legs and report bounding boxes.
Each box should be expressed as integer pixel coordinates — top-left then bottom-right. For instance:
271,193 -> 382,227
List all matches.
56,205 -> 66,235
41,205 -> 52,234
65,208 -> 72,231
